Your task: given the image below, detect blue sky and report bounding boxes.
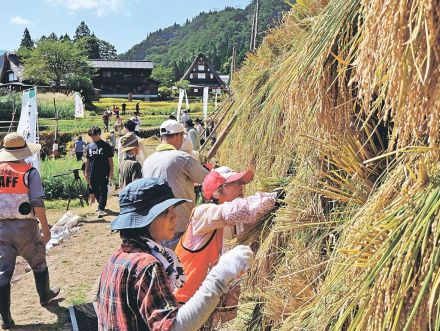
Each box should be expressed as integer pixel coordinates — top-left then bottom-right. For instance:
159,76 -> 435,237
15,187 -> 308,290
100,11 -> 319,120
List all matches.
1,0 -> 252,54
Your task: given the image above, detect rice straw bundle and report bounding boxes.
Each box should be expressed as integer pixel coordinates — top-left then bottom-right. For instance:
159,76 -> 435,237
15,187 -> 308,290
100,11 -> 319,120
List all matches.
213,0 -> 440,329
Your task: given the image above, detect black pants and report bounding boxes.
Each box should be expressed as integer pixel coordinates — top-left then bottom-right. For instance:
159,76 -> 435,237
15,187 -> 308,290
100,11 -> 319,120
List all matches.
90,177 -> 108,211
75,152 -> 83,161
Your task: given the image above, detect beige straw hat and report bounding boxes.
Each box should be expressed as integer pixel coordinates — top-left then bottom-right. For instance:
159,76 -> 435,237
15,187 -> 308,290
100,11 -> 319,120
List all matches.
0,132 -> 41,162
120,132 -> 139,153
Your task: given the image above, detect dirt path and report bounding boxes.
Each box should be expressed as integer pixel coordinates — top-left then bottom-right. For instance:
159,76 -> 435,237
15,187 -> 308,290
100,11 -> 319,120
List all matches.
10,195 -> 121,330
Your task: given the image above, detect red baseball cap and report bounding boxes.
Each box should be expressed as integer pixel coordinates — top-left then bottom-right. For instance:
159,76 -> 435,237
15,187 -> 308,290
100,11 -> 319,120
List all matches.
202,167 -> 254,200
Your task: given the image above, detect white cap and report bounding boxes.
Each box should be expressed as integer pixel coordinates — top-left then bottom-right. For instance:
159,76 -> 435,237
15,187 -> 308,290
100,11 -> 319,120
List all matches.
160,120 -> 185,136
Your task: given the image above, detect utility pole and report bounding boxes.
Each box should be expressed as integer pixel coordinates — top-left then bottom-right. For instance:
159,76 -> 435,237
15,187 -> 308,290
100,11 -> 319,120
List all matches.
250,9 -> 255,50
249,0 -> 259,51
253,0 -> 259,51
229,46 -> 236,84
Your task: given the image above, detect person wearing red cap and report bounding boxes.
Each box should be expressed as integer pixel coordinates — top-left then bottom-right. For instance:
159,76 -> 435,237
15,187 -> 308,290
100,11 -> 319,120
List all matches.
174,166 -> 278,322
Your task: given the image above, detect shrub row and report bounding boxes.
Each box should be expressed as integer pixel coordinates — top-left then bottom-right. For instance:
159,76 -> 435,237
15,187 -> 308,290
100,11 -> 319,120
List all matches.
40,157 -> 86,200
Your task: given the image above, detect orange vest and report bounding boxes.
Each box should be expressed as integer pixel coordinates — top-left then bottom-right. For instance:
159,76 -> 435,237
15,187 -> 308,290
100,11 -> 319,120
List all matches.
0,162 -> 36,220
174,228 -> 223,303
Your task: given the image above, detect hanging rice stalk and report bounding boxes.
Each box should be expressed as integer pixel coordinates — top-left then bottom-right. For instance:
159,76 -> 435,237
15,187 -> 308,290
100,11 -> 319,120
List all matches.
283,157 -> 440,330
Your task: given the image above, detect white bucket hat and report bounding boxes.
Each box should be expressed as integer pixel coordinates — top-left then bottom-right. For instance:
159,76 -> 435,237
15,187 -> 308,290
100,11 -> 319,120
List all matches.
0,132 -> 41,162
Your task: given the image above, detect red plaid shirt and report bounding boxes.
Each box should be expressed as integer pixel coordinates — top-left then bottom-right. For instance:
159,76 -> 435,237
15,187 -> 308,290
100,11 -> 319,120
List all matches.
96,240 -> 179,330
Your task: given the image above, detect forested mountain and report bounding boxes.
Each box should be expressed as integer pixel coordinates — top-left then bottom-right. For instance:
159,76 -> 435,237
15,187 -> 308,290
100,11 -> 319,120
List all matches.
119,0 -> 291,76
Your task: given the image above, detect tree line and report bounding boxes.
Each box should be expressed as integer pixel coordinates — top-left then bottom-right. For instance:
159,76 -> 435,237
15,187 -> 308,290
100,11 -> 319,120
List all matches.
16,22 -> 117,100
119,0 -> 290,78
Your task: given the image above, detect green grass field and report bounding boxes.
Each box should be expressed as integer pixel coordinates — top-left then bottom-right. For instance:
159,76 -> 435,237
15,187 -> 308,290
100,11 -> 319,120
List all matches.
38,98 -> 212,134
39,113 -> 169,134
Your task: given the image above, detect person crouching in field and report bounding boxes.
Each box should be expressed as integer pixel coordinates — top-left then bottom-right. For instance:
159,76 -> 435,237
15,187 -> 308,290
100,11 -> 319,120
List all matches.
119,132 -> 142,189
96,177 -> 254,331
0,133 -> 59,329
174,166 -> 278,323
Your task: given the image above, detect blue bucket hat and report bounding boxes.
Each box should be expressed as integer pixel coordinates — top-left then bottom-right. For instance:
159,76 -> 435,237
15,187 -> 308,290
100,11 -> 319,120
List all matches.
111,178 -> 191,231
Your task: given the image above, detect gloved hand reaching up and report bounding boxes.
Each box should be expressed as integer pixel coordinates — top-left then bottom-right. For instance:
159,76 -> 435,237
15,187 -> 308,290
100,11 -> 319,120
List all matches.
212,245 -> 254,284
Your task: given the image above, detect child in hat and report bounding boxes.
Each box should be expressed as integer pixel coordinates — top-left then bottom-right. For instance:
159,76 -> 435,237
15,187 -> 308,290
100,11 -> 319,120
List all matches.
96,178 -> 254,330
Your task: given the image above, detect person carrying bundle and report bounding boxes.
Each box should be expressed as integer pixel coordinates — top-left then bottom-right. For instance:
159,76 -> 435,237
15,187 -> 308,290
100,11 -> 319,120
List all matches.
96,177 -> 254,331
174,166 -> 280,316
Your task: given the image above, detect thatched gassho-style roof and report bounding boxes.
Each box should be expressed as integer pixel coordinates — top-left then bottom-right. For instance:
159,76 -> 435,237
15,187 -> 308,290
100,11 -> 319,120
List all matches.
0,53 -> 24,84
181,53 -> 226,88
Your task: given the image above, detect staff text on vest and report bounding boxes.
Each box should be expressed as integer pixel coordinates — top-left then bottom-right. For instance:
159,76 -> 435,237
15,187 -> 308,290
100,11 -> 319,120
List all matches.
0,175 -> 19,187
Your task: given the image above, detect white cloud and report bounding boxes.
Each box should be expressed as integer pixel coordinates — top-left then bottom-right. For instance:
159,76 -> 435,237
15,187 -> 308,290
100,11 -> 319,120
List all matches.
10,16 -> 32,25
47,0 -> 129,17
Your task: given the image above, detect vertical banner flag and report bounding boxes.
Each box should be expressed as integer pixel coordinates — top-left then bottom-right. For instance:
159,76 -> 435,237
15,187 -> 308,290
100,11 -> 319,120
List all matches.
203,86 -> 209,120
177,88 -> 184,122
17,87 -> 40,170
74,92 -> 84,118
185,89 -> 189,110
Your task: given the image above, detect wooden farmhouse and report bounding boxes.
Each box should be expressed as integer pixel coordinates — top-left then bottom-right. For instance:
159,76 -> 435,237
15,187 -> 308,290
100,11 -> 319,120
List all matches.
0,53 -> 33,91
89,60 -> 159,100
181,53 -> 228,96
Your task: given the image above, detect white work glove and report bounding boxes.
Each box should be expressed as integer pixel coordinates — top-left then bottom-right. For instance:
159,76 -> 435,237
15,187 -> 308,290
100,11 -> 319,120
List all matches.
172,245 -> 254,331
211,245 -> 254,285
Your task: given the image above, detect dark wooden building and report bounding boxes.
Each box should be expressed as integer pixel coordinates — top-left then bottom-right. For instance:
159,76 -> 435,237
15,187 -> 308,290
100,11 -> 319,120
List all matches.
0,53 -> 33,91
89,60 -> 159,100
181,53 -> 228,96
